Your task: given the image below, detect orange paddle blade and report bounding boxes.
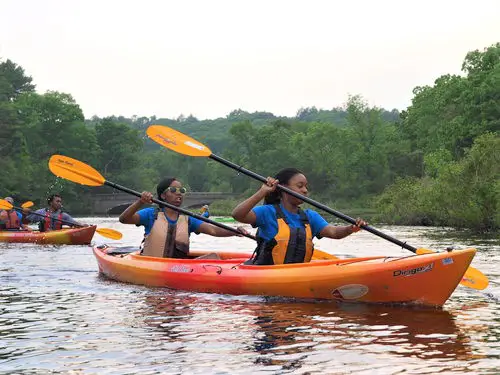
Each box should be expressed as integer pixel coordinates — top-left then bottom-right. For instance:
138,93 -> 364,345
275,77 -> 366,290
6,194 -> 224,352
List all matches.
313,248 -> 339,260
416,248 -> 439,255
146,125 -> 212,157
96,228 -> 123,240
460,266 -> 489,290
48,155 -> 105,186
417,248 -> 488,290
21,201 -> 34,208
0,199 -> 13,210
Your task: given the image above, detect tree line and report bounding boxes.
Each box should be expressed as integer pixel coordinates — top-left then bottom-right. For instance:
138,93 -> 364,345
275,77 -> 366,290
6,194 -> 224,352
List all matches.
1,43 -> 498,232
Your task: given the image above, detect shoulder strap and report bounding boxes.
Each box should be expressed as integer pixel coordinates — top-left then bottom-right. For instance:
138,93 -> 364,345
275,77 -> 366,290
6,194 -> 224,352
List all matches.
297,208 -> 309,225
274,204 -> 289,224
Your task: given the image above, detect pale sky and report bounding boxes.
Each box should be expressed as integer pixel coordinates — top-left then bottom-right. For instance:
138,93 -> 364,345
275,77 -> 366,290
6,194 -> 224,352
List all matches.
1,0 -> 499,120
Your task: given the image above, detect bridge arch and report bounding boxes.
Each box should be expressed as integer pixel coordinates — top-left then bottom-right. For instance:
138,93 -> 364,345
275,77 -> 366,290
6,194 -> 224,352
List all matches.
90,192 -> 239,215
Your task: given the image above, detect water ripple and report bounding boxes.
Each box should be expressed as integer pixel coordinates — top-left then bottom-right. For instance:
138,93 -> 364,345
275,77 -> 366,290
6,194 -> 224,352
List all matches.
1,222 -> 499,374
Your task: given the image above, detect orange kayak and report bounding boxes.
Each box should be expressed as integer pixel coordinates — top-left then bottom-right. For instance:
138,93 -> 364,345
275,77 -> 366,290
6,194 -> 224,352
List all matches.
0,226 -> 97,245
93,245 -> 476,307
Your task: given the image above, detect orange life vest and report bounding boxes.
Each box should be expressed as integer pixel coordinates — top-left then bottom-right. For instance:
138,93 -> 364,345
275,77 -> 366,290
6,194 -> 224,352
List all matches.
252,204 -> 314,265
0,210 -> 21,230
141,209 -> 190,258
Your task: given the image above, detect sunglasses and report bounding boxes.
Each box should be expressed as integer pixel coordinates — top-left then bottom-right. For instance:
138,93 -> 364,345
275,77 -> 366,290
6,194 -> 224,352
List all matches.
164,187 -> 187,195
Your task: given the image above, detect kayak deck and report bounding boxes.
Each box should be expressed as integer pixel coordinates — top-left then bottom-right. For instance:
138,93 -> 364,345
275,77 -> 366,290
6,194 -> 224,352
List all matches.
93,246 -> 476,307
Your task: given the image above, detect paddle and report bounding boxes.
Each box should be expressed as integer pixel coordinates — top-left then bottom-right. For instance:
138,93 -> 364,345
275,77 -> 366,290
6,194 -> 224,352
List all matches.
21,201 -> 34,208
146,124 -> 489,291
47,154 -> 339,261
48,155 -> 259,241
0,201 -> 33,230
0,199 -> 122,240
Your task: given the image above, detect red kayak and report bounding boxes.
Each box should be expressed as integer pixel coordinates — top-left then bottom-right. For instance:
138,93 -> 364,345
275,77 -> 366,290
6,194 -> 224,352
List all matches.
0,225 -> 97,245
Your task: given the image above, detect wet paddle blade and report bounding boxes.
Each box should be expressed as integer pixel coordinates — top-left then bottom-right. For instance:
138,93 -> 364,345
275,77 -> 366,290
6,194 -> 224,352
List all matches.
21,201 -> 34,208
96,228 -> 123,240
49,155 -> 105,186
461,267 -> 489,290
417,248 -> 488,290
147,125 -> 212,157
0,199 -> 13,210
313,249 -> 339,260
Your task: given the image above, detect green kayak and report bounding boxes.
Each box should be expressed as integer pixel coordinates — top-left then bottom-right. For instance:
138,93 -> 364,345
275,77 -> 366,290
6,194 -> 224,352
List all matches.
212,216 -> 237,223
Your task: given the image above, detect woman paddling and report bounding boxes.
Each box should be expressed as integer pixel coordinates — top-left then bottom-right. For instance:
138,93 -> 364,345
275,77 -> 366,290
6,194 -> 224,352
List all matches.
232,168 -> 366,265
119,177 -> 248,259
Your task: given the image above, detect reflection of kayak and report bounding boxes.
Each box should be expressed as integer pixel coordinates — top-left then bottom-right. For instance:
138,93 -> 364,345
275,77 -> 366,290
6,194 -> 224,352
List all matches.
0,226 -> 97,245
212,217 -> 237,223
141,294 -> 472,361
93,245 -> 475,307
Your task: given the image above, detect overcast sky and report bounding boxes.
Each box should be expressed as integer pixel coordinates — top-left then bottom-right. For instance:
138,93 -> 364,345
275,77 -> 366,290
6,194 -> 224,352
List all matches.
1,0 -> 499,120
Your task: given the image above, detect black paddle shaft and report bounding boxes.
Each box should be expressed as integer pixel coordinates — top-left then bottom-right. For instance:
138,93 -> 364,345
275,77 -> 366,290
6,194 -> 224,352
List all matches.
209,154 -> 418,253
104,181 -> 256,241
12,205 -> 85,228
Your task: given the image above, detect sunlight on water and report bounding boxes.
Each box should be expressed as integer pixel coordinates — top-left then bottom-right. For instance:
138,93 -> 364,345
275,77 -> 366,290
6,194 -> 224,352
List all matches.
1,219 -> 499,374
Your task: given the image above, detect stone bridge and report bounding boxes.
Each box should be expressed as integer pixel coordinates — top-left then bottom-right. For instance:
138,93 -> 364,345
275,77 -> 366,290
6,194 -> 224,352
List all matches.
91,192 -> 240,215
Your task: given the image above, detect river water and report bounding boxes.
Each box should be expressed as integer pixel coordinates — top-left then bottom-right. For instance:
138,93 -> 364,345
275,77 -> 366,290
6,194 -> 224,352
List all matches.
1,218 -> 499,374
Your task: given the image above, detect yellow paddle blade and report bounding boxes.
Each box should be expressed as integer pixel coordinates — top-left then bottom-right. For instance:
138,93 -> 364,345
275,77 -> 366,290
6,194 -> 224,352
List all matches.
21,201 -> 34,208
416,248 -> 436,255
313,248 -> 339,260
96,228 -> 123,240
417,248 -> 488,290
48,155 -> 105,186
461,267 -> 489,290
0,199 -> 13,210
147,125 -> 212,157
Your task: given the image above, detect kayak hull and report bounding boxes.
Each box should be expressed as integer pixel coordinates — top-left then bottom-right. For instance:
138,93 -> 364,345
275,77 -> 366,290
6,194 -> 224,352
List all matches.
93,246 -> 476,307
0,226 -> 97,245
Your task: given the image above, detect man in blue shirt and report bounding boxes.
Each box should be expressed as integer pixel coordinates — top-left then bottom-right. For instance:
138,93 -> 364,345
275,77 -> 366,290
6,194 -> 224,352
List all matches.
24,194 -> 83,231
200,205 -> 210,218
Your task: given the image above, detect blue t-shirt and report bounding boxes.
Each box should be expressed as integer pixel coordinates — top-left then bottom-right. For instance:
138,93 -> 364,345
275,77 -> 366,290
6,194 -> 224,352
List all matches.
252,204 -> 329,241
137,207 -> 203,235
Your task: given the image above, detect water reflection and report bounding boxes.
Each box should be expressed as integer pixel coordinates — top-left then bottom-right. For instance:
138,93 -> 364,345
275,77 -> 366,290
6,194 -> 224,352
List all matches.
139,293 -> 479,373
1,222 -> 498,374
142,292 -> 196,341
252,301 -> 476,366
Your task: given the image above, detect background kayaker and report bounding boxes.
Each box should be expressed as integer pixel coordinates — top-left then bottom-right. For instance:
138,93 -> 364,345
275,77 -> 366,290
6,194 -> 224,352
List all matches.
24,194 -> 85,232
200,204 -> 210,218
232,167 -> 367,265
0,197 -> 31,231
119,177 -> 249,258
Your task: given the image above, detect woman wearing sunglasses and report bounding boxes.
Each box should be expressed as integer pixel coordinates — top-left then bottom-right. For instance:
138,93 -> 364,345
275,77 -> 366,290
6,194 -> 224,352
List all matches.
119,177 -> 247,258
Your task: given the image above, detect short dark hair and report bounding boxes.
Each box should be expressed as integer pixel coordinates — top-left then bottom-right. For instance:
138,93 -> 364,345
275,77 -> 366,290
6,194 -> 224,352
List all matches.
47,194 -> 61,204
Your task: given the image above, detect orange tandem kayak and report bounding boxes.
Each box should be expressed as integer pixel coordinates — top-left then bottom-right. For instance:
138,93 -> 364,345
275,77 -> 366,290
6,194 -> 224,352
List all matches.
93,245 -> 476,307
0,225 -> 97,245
